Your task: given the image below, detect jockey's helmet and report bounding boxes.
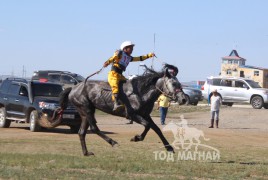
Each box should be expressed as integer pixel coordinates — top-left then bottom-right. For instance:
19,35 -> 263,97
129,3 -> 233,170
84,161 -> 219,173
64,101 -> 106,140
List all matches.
120,41 -> 135,50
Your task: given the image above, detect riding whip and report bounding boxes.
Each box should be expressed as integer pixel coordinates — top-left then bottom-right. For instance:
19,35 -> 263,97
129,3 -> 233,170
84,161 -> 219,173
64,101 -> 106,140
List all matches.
84,67 -> 104,83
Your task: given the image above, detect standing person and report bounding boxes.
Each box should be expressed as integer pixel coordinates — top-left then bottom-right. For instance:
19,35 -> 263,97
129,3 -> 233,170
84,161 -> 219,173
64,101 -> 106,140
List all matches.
209,89 -> 222,128
103,41 -> 155,111
157,94 -> 171,125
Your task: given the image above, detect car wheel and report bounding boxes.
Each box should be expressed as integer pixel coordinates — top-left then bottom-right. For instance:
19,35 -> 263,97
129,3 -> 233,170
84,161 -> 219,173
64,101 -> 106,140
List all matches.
0,107 -> 11,128
29,110 -> 41,132
227,102 -> 233,107
263,103 -> 268,109
251,96 -> 263,109
184,95 -> 190,105
70,125 -> 80,133
192,102 -> 198,106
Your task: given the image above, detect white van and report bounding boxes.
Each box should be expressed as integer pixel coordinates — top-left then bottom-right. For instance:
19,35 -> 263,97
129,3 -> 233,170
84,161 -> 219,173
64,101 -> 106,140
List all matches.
201,76 -> 268,109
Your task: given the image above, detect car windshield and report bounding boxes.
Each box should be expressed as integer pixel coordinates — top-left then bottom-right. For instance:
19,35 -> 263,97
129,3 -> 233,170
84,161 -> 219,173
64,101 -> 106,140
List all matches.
32,83 -> 63,97
73,74 -> 85,82
245,80 -> 261,88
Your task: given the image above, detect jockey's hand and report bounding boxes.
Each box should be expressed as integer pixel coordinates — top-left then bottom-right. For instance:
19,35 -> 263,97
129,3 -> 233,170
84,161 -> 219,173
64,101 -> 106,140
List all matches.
114,50 -> 119,56
103,61 -> 109,67
148,53 -> 156,58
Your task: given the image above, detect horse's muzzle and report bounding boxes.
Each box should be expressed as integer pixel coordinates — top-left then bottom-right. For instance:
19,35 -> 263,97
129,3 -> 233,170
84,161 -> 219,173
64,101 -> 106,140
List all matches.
175,89 -> 186,105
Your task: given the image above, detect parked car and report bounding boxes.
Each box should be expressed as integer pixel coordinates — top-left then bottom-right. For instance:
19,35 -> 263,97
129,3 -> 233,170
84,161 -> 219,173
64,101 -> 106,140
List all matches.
32,70 -> 85,88
201,76 -> 268,109
182,86 -> 203,105
0,78 -> 81,132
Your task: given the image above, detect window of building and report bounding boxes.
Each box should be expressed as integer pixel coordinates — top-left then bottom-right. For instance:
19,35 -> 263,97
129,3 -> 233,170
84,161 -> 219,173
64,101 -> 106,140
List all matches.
228,60 -> 233,64
254,71 -> 259,76
227,69 -> 232,75
240,71 -> 244,77
222,60 -> 228,64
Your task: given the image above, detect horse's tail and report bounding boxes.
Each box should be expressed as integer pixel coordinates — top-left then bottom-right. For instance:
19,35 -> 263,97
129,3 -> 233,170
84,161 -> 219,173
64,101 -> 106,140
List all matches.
59,87 -> 72,110
38,87 -> 72,128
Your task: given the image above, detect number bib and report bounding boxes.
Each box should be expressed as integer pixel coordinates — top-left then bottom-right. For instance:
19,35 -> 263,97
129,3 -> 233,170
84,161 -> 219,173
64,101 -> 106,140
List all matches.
118,52 -> 132,70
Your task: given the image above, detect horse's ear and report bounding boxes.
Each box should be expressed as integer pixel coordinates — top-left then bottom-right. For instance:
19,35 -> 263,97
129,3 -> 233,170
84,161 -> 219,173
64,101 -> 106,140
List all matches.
164,67 -> 171,78
163,64 -> 179,77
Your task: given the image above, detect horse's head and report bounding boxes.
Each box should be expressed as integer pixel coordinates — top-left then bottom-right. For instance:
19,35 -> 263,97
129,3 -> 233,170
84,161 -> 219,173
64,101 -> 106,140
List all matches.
156,64 -> 186,105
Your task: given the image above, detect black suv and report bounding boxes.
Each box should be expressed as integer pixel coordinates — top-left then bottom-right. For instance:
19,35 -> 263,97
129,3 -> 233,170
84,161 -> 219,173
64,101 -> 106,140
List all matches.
0,78 -> 81,132
32,70 -> 85,88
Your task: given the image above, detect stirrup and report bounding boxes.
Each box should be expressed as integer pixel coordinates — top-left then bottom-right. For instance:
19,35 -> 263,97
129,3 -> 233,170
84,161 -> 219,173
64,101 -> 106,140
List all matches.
113,104 -> 124,111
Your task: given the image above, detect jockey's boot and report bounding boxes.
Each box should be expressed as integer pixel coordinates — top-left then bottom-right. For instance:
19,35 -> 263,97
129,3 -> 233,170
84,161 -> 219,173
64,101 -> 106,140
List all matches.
113,93 -> 124,111
209,119 -> 214,128
216,120 -> 219,128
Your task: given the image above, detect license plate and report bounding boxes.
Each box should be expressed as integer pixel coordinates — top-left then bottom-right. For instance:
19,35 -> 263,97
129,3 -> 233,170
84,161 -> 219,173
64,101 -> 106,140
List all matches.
62,114 -> 75,119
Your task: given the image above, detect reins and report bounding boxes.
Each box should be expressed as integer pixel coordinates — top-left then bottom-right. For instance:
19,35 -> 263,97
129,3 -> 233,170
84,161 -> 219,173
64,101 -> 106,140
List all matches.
156,76 -> 174,99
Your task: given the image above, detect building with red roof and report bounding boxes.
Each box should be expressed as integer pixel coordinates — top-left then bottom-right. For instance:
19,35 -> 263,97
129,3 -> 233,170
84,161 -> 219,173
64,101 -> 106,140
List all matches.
220,50 -> 268,88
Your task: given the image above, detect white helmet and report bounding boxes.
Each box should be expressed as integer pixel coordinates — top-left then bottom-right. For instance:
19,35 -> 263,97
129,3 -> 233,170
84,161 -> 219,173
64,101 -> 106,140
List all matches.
120,41 -> 135,50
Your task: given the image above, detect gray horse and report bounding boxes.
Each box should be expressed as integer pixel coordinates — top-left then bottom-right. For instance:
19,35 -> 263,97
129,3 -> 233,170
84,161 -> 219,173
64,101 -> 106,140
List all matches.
42,64 -> 186,156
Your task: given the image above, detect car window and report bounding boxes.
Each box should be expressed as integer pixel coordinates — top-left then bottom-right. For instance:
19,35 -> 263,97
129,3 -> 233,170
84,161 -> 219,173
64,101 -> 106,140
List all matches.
32,71 -> 48,80
73,74 -> 85,82
60,75 -> 75,84
234,81 -> 244,88
19,86 -> 28,96
245,80 -> 261,88
32,84 -> 63,97
8,84 -> 20,95
211,79 -> 221,86
48,74 -> 61,83
220,80 -> 232,87
0,81 -> 9,93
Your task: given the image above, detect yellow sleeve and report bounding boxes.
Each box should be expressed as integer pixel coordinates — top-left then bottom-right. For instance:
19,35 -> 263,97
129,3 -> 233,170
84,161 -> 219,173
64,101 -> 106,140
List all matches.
132,53 -> 154,62
105,51 -> 120,65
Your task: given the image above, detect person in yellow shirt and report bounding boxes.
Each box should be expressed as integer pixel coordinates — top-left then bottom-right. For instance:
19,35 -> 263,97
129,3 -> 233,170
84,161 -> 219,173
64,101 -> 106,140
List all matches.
157,94 -> 171,125
103,41 -> 155,111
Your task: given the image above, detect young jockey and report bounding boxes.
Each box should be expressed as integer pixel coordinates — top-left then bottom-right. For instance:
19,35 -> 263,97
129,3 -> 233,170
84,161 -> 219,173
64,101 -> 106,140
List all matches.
103,41 -> 155,111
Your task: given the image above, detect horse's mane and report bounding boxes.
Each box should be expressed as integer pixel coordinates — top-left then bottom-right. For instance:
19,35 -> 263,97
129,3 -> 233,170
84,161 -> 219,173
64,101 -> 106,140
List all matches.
130,68 -> 164,94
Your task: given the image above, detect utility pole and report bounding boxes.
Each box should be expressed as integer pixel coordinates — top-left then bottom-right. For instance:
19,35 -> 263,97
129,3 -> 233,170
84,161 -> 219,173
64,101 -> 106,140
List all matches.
151,33 -> 156,70
22,65 -> 26,78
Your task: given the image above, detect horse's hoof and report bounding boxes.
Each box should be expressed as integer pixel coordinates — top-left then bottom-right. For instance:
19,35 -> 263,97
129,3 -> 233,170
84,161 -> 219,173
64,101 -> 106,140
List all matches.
130,135 -> 143,142
112,143 -> 120,148
84,152 -> 95,156
166,145 -> 175,153
112,141 -> 119,147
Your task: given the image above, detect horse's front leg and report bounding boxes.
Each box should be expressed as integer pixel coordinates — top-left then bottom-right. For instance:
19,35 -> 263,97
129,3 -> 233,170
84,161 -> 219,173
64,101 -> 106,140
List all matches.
129,114 -> 174,153
130,126 -> 150,142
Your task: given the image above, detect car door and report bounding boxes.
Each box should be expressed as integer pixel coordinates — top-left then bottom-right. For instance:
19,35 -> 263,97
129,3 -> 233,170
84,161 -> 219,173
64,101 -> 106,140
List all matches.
232,80 -> 251,102
217,79 -> 234,102
5,83 -> 24,118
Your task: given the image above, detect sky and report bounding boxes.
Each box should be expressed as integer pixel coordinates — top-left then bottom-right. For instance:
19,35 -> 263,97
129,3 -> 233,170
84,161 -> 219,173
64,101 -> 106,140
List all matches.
1,0 -> 268,82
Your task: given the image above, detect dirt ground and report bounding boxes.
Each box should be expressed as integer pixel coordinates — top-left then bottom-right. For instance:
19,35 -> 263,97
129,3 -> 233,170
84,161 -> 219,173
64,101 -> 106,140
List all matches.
1,106 -> 268,154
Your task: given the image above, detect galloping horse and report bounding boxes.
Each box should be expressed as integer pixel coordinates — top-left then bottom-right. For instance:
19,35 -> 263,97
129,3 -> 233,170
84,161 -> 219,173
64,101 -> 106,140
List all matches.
42,64 -> 186,156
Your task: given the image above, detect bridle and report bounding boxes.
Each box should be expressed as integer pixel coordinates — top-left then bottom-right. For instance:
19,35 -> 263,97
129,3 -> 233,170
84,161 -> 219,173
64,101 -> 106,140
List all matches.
156,75 -> 179,99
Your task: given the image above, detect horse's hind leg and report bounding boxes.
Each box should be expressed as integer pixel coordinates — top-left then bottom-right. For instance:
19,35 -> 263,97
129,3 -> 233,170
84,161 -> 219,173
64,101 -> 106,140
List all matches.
78,116 -> 94,156
88,113 -> 118,147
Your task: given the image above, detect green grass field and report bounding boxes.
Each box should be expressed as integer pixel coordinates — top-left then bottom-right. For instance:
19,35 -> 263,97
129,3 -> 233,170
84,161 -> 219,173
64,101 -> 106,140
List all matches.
0,105 -> 267,179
